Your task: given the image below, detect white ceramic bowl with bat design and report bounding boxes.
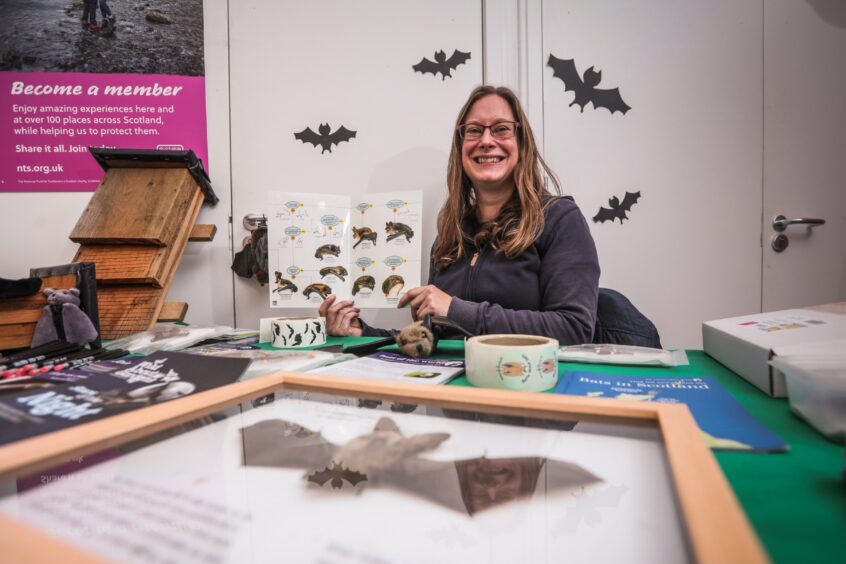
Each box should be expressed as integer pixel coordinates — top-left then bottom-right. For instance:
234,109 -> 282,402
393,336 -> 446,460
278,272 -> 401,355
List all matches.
465,335 -> 559,392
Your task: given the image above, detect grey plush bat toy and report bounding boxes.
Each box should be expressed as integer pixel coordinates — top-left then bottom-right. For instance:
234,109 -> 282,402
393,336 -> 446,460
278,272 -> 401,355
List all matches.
31,288 -> 99,347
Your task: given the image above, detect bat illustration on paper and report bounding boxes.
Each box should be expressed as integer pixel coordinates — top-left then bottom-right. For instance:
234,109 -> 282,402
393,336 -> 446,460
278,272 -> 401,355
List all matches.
294,123 -> 357,153
547,54 -> 631,115
241,416 -> 601,515
308,462 -> 368,489
303,283 -> 332,301
272,272 -> 298,294
593,191 -> 641,224
412,50 -> 471,80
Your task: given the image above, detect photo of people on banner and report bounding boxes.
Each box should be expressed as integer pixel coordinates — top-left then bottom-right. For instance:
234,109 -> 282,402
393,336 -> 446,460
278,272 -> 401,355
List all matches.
0,0 -> 208,193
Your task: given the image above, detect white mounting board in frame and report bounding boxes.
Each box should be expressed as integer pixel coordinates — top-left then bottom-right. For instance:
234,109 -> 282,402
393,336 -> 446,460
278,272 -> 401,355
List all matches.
0,373 -> 767,563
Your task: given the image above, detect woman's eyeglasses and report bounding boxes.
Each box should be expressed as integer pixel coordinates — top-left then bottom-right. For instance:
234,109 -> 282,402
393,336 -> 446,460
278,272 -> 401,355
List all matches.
457,121 -> 520,141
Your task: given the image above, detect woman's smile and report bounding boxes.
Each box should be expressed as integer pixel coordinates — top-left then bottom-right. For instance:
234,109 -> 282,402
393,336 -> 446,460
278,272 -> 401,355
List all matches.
461,94 -> 519,193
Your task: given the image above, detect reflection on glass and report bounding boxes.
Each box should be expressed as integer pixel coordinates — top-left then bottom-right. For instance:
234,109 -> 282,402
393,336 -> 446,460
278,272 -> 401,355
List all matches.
456,457 -> 544,515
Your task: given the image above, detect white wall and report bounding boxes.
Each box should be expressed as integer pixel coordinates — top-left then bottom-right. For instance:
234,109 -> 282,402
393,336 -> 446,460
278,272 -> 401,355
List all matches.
227,0 -> 483,333
539,1 -> 763,349
164,0 -> 234,327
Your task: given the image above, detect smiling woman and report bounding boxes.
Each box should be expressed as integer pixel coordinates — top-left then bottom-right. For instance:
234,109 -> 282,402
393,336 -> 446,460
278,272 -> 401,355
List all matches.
321,85 -> 600,346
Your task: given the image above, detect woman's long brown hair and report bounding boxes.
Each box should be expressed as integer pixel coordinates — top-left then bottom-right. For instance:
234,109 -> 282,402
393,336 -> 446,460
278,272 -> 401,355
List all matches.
433,85 -> 561,270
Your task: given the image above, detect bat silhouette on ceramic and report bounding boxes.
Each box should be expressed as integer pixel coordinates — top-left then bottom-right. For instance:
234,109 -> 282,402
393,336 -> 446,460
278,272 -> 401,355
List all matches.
547,54 -> 631,115
294,123 -> 357,153
241,416 -> 601,515
272,322 -> 295,347
412,49 -> 471,80
306,320 -> 323,345
593,191 -> 641,224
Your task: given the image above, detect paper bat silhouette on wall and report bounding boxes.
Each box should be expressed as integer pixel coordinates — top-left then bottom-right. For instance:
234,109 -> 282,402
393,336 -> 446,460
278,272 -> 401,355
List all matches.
412,49 -> 471,80
294,123 -> 357,154
593,191 -> 641,223
241,416 -> 601,515
547,54 -> 631,115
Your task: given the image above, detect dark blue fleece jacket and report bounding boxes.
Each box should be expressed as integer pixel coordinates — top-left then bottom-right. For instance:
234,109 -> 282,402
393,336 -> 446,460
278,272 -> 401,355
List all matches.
434,196 -> 599,345
363,196 -> 600,345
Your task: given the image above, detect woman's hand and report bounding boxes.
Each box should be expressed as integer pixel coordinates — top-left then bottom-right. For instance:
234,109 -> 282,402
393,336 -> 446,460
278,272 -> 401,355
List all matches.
318,295 -> 363,336
398,285 -> 453,321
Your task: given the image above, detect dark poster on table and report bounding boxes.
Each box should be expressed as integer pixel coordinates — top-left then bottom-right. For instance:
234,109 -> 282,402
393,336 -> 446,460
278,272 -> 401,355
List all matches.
0,0 -> 208,192
0,351 -> 248,446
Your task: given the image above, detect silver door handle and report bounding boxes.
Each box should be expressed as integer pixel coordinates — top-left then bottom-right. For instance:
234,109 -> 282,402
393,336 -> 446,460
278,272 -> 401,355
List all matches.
772,215 -> 826,232
242,214 -> 267,231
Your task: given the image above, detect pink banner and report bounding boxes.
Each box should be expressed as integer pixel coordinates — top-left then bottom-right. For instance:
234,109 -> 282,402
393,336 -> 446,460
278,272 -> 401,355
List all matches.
1,72 -> 208,192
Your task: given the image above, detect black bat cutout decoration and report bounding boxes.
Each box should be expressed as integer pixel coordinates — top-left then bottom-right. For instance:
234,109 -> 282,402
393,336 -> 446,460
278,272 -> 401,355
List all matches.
308,462 -> 368,489
593,191 -> 641,224
294,123 -> 357,154
547,54 -> 631,115
412,49 -> 471,80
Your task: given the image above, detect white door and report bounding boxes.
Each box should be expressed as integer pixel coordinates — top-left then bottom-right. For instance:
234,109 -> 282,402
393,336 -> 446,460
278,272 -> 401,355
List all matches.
540,1 -> 763,348
762,0 -> 846,310
228,0 -> 483,330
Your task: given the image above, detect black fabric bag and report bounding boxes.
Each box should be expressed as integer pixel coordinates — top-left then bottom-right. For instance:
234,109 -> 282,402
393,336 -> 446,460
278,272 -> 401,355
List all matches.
0,277 -> 41,299
231,227 -> 269,285
592,288 -> 662,349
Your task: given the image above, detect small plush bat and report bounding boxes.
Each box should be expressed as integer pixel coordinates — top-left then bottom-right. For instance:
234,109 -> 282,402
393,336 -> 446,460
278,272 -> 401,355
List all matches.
412,49 -> 471,80
593,191 -> 641,223
308,462 -> 368,489
294,123 -> 357,153
547,54 -> 631,115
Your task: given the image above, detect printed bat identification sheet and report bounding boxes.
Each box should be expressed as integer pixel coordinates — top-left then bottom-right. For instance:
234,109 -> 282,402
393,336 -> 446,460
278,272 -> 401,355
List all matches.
267,191 -> 422,309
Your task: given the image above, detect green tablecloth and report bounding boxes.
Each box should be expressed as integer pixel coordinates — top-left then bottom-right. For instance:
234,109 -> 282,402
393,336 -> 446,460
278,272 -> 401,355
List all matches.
314,337 -> 845,563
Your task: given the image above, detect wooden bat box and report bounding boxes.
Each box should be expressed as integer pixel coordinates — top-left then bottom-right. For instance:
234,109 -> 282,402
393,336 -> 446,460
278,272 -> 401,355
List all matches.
69,149 -> 217,339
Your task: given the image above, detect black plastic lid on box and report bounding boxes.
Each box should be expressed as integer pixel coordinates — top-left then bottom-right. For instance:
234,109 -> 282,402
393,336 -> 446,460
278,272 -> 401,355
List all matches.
88,147 -> 218,205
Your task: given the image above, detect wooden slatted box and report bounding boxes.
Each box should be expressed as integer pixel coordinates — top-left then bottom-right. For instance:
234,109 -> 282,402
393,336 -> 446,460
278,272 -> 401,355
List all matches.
69,149 -> 217,338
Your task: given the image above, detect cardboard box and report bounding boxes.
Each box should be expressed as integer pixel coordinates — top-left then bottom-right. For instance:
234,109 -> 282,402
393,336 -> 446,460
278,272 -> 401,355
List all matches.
702,309 -> 846,397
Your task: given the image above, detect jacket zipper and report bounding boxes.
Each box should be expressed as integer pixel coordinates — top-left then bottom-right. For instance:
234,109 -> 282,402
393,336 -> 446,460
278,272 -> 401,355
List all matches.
464,248 -> 485,301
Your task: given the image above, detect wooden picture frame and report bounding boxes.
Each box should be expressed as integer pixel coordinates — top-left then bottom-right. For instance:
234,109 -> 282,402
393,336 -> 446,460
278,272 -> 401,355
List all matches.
0,373 -> 767,563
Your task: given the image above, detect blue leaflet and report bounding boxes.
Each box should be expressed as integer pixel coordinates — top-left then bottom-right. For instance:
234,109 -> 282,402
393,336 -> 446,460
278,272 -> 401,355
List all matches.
554,372 -> 787,452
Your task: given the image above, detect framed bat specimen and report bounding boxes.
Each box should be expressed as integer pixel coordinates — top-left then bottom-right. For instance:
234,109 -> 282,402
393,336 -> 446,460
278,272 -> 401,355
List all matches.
0,373 -> 766,563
